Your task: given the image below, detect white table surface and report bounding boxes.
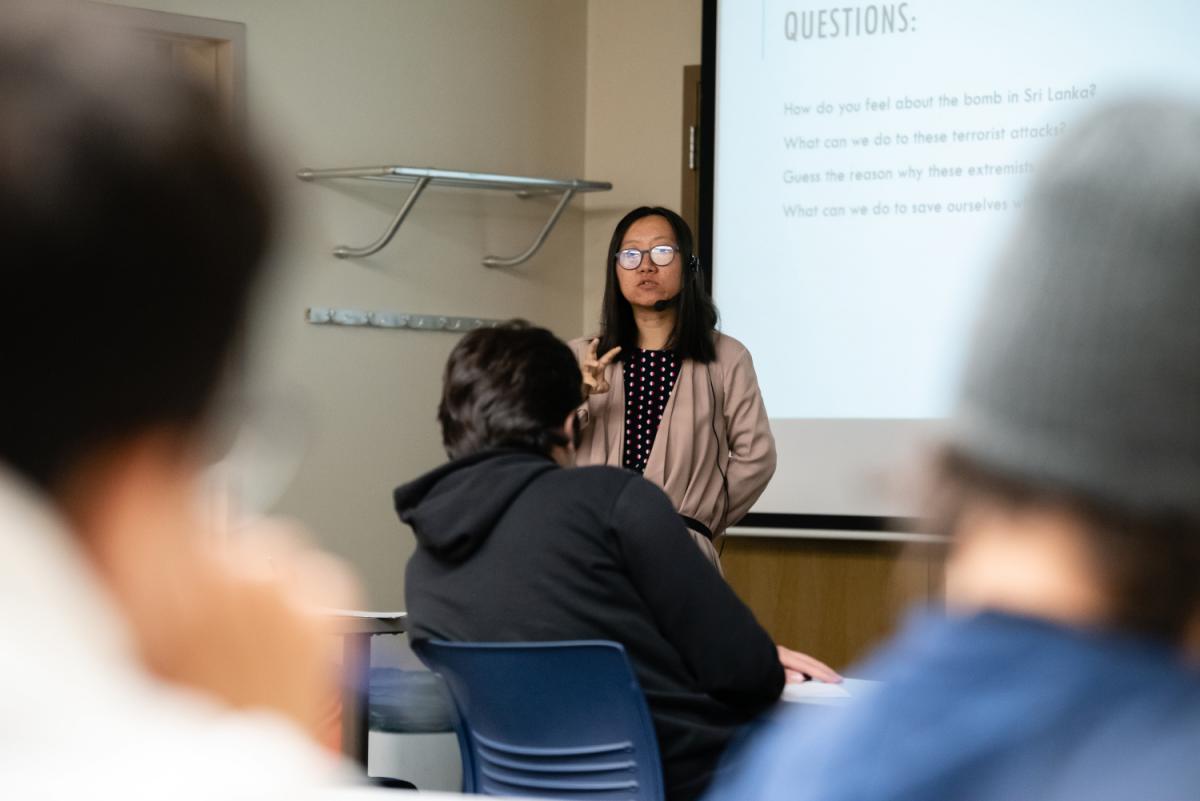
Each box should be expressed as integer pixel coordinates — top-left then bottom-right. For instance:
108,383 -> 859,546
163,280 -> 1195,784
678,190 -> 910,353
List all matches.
782,677 -> 879,706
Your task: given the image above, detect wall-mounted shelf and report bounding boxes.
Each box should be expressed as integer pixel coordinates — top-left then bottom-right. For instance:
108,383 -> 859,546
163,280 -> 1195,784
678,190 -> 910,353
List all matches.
296,165 -> 612,266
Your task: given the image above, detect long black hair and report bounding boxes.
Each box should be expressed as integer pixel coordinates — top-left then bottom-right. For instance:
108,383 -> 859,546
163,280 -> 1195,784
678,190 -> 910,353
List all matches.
596,206 -> 719,363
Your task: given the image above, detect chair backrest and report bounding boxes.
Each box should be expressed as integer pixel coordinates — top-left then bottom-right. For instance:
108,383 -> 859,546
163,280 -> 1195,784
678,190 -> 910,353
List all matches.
413,639 -> 665,801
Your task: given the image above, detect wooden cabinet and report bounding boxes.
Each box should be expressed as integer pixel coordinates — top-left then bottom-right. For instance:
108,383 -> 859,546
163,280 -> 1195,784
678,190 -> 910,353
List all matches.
721,536 -> 946,670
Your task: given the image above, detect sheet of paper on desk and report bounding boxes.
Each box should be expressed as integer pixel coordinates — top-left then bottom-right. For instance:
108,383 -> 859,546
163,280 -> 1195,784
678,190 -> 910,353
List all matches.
782,677 -> 881,705
324,609 -> 407,620
782,680 -> 852,702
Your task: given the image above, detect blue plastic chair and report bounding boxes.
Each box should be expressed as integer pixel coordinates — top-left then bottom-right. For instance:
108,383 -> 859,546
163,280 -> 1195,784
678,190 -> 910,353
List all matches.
413,640 -> 665,801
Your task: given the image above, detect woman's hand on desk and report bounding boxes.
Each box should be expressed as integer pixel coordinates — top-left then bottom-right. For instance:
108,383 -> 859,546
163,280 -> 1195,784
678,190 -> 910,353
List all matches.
581,339 -> 621,396
778,645 -> 842,684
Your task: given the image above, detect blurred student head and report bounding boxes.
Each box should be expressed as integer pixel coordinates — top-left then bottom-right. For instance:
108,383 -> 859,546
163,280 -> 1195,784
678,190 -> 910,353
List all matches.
438,320 -> 584,462
0,3 -> 354,741
938,98 -> 1200,645
0,2 -> 272,497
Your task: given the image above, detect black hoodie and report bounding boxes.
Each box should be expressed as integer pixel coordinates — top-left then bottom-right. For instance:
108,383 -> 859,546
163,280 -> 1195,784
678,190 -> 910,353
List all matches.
396,449 -> 784,801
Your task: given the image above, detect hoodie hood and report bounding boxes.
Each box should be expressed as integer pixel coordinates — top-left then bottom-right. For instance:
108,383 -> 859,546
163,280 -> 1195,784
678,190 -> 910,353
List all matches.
394,449 -> 559,563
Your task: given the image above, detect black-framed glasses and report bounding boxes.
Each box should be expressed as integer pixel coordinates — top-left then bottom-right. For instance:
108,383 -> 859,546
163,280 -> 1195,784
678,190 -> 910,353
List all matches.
615,244 -> 679,270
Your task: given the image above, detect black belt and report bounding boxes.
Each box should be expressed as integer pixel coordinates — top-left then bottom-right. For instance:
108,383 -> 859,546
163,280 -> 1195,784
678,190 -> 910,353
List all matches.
679,515 -> 714,542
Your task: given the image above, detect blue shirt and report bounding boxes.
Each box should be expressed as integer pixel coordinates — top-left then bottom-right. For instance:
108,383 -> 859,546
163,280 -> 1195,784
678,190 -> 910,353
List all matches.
706,610 -> 1200,801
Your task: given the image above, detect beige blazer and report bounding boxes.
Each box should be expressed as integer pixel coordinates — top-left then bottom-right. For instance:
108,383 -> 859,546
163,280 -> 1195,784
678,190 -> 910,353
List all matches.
569,333 -> 777,566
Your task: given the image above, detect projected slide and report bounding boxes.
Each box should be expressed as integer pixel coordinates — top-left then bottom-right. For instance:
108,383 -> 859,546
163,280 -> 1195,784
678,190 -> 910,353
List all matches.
713,0 -> 1200,421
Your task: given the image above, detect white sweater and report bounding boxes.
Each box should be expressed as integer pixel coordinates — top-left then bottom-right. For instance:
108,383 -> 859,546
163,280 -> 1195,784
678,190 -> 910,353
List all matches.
0,469 -> 354,800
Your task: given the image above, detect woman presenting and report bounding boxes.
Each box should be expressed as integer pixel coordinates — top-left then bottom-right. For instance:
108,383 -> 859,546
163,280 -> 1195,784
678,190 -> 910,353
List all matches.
571,206 -> 838,683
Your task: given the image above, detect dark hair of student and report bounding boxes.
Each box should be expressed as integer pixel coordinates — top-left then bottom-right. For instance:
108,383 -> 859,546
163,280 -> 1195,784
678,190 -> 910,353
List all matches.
0,16 -> 274,492
596,206 -> 719,363
438,320 -> 584,460
933,449 -> 1200,644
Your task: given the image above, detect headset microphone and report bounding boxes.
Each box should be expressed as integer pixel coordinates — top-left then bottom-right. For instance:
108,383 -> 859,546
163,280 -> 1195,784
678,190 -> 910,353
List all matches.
647,249 -> 702,312
652,252 -> 701,312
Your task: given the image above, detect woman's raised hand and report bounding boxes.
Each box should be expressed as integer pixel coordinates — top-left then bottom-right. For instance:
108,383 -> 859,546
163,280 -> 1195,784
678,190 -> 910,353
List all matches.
582,338 -> 621,395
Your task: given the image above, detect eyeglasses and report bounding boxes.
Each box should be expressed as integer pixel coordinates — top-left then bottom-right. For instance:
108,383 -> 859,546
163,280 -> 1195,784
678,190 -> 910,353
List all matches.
615,244 -> 679,270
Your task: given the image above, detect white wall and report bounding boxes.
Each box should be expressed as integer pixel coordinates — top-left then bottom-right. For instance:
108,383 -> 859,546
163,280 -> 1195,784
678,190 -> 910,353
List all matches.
98,0 -> 699,607
101,0 -> 589,607
580,0 -> 702,332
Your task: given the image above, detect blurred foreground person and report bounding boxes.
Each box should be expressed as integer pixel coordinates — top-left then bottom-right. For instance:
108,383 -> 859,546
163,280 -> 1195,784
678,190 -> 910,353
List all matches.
0,5 -> 358,797
705,99 -> 1200,801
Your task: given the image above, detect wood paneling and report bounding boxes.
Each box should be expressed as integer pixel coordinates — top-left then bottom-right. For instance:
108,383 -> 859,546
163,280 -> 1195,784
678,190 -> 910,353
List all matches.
721,537 -> 946,670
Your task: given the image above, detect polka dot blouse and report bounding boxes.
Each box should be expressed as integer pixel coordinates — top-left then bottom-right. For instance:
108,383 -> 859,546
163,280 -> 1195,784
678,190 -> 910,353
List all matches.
622,348 -> 682,474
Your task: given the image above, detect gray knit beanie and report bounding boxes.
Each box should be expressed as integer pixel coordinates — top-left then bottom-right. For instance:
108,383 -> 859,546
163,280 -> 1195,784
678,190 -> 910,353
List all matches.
951,98 -> 1200,520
